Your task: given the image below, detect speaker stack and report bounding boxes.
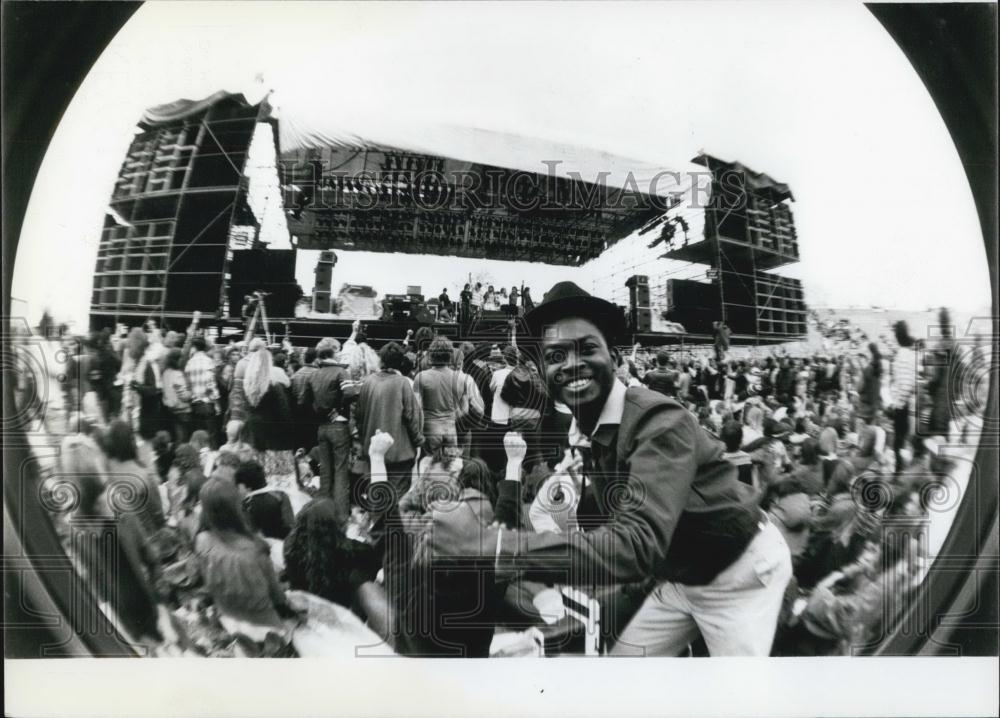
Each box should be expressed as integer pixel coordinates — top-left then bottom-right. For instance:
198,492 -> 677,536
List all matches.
626,275 -> 651,333
312,250 -> 336,313
382,293 -> 432,323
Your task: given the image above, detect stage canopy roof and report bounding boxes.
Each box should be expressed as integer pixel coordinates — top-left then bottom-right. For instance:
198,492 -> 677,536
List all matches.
135,90 -> 710,266
271,95 -> 709,265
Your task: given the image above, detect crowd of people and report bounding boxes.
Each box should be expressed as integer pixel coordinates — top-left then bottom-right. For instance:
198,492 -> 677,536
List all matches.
33,290 -> 979,657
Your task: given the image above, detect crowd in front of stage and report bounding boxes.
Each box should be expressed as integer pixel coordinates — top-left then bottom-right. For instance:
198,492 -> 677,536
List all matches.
33,286 -> 981,658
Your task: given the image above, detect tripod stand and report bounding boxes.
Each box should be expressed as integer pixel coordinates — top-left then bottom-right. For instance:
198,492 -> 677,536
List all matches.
243,292 -> 274,345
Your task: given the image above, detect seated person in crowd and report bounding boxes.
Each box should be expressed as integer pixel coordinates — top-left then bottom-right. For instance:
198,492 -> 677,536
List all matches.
210,451 -> 242,484
219,420 -> 254,463
234,460 -> 295,541
163,443 -> 206,525
283,497 -> 383,622
194,479 -> 297,641
367,430 -> 523,657
189,429 -> 217,478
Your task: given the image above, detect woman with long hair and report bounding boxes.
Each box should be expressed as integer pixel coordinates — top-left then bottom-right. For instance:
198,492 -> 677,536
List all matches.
340,325 -> 380,383
194,478 -> 294,637
242,344 -> 297,481
283,497 -> 381,612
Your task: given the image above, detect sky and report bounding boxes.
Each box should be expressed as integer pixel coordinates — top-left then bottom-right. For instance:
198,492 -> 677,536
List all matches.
10,1 -> 992,329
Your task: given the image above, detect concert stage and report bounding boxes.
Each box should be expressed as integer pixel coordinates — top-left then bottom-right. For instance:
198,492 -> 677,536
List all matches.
89,92 -> 808,349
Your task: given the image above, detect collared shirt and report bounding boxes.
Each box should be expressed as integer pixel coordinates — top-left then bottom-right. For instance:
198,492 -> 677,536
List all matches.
501,385 -> 763,586
567,378 -> 626,447
184,350 -> 218,404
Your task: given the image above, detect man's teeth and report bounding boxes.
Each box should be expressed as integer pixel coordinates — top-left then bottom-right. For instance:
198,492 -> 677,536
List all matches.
566,378 -> 591,389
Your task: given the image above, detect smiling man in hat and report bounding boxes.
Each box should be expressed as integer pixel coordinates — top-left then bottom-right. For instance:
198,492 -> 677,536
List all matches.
422,281 -> 792,656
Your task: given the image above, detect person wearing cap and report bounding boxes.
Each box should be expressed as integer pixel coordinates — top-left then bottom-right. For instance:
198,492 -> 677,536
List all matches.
420,281 -> 792,656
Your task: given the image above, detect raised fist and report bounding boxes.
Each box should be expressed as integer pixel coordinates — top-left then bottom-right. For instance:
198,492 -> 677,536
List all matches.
504,431 -> 527,462
369,429 -> 394,459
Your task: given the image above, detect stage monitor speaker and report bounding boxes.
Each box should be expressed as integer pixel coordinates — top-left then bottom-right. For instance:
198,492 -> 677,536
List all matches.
414,306 -> 436,324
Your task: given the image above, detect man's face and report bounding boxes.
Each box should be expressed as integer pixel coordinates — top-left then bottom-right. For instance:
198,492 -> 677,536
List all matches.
541,317 -> 617,410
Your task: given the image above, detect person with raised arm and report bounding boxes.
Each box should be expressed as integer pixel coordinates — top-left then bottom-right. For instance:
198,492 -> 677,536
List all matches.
420,281 -> 792,656
367,429 -> 506,656
355,341 -> 425,496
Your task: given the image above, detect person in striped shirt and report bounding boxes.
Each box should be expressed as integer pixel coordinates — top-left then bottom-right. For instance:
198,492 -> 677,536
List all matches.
888,321 -> 918,473
184,336 -> 221,443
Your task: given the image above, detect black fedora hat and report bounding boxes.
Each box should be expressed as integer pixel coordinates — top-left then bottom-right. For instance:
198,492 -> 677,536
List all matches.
523,281 -> 626,343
